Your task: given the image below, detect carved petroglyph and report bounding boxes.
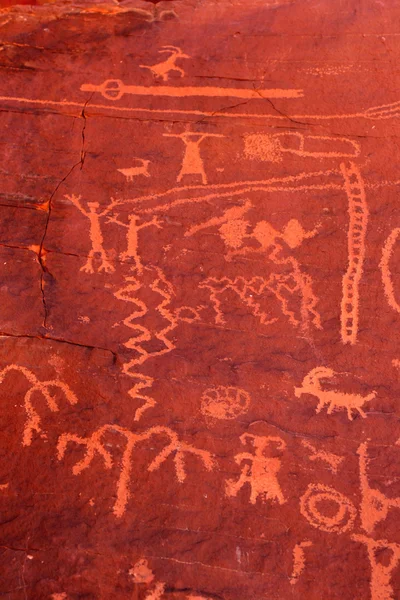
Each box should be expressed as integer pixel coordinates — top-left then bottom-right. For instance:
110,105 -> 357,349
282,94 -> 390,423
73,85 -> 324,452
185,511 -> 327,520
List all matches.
107,214 -> 162,273
225,434 -> 286,505
0,365 -> 78,447
145,582 -> 166,600
217,217 -> 321,335
301,440 -> 344,474
10,92 -> 400,122
340,162 -> 368,345
380,228 -> 400,314
352,534 -> 400,600
290,541 -> 312,585
244,133 -> 360,162
188,205 -> 321,333
364,100 -> 400,120
199,276 -> 278,327
130,559 -> 155,584
139,46 -> 190,81
164,132 -> 224,184
81,79 -> 304,101
117,158 -> 151,181
358,442 -> 400,534
200,386 -> 251,420
113,268 -> 199,420
57,424 -> 215,518
184,199 -> 252,240
130,559 -> 211,599
221,217 -> 319,258
201,272 -> 320,335
65,194 -> 119,274
295,367 -> 376,420
300,483 -> 357,533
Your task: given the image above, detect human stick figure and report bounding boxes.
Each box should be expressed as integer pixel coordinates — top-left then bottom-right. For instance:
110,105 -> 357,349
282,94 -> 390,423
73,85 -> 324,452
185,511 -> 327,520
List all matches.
65,195 -> 119,274
164,132 -> 224,184
107,214 -> 162,273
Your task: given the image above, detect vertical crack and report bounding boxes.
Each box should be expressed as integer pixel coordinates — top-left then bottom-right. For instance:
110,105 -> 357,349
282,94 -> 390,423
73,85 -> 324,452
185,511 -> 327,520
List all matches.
38,96 -> 92,329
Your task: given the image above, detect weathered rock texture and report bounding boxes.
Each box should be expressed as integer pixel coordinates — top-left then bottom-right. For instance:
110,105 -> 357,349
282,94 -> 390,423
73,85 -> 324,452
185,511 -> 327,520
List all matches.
1,0 -> 400,598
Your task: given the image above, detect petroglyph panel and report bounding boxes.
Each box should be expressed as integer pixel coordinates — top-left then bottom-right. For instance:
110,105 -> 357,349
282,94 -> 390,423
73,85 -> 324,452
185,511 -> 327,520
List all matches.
2,0 -> 400,599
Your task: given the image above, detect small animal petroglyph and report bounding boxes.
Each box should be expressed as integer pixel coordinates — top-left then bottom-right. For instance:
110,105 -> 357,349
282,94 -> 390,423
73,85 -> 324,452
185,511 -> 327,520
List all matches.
0,365 -> 78,446
58,424 -> 215,518
352,534 -> 400,600
164,132 -> 224,184
301,440 -> 344,474
139,45 -> 190,81
300,483 -> 356,533
290,541 -> 312,585
117,158 -> 151,181
65,194 -> 119,274
358,441 -> 400,534
295,367 -> 376,420
226,434 -> 286,505
200,386 -> 250,420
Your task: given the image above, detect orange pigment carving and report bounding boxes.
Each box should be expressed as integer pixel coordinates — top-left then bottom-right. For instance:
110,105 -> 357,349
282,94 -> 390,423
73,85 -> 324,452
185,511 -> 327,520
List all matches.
340,162 -> 368,345
225,434 -> 286,505
380,228 -> 400,314
301,440 -> 344,474
0,365 -> 78,447
219,217 -> 321,335
65,195 -> 119,274
57,424 -> 215,518
290,541 -> 312,585
129,559 -> 155,584
200,276 -> 278,327
81,79 -> 304,101
139,45 -> 190,81
358,442 -> 400,534
244,132 -> 360,162
295,367 -> 376,420
117,158 -> 151,181
352,534 -> 400,600
164,132 -> 224,185
300,483 -> 356,533
107,214 -> 162,273
113,268 -> 199,420
184,199 -> 252,239
200,386 -> 251,420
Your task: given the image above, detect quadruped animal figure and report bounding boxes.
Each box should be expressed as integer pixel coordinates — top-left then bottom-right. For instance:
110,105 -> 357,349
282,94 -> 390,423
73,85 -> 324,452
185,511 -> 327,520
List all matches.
295,366 -> 376,420
117,158 -> 151,182
139,46 -> 190,81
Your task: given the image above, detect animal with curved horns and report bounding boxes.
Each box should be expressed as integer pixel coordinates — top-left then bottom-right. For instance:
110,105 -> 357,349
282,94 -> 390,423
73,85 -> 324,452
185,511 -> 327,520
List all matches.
139,45 -> 190,81
294,366 -> 376,420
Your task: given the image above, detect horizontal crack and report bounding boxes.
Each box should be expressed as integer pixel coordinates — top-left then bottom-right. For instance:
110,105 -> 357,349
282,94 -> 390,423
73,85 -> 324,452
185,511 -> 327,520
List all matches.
0,330 -> 118,362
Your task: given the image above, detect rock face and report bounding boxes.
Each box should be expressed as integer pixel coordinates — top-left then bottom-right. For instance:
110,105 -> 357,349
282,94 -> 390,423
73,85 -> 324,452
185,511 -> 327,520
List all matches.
1,0 -> 400,598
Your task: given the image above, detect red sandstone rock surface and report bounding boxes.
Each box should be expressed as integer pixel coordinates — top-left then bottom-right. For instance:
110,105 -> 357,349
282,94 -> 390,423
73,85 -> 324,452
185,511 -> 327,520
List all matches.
1,0 -> 400,598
